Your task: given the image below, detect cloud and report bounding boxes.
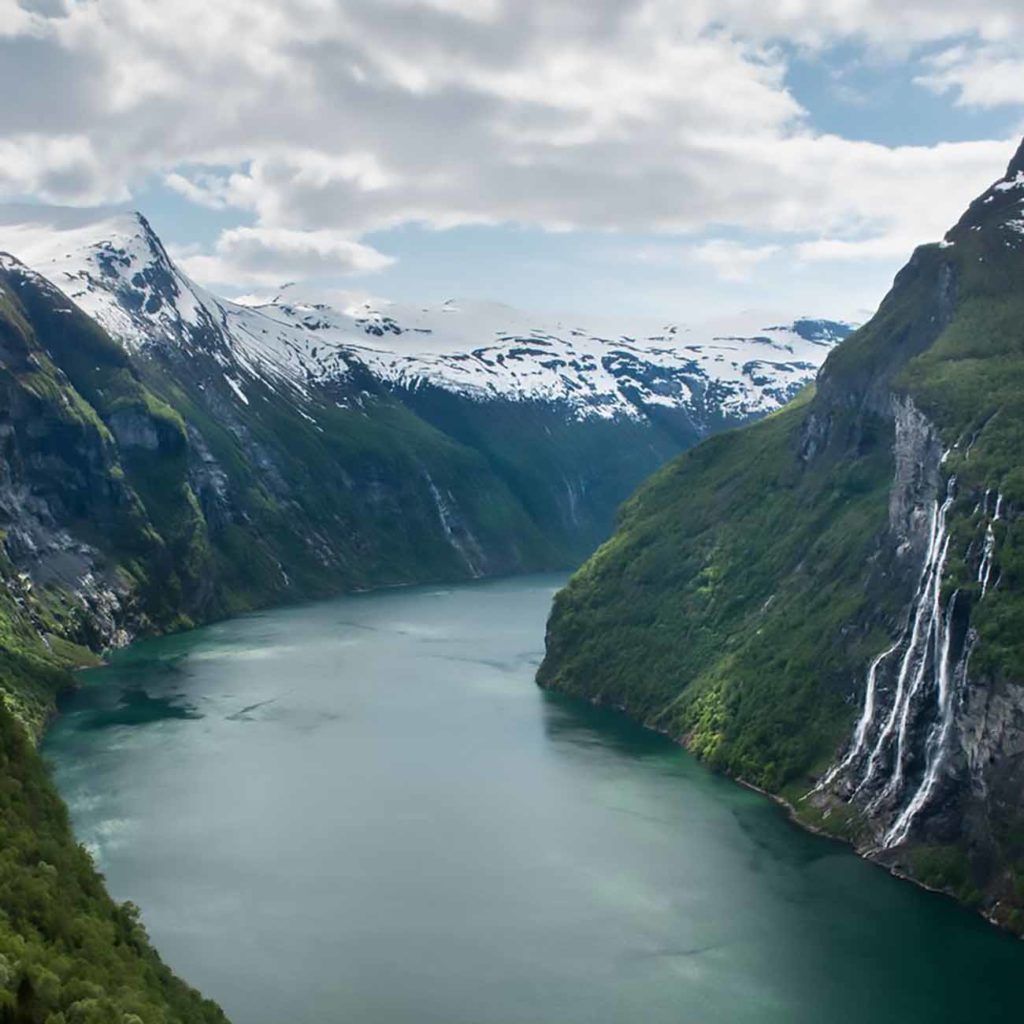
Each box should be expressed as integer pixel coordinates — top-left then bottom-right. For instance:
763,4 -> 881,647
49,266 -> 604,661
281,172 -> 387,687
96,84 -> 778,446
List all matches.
0,0 -> 45,38
690,240 -> 782,281
916,45 -> 1024,109
794,235 -> 926,263
0,0 -> 1022,288
0,134 -> 126,204
176,226 -> 394,287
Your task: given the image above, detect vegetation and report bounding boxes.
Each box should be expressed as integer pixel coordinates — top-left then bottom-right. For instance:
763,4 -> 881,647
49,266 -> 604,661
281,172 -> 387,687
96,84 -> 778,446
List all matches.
539,388 -> 899,790
0,699 -> 226,1024
0,240 -> 723,1018
539,142 -> 1024,920
0,271 -> 232,1019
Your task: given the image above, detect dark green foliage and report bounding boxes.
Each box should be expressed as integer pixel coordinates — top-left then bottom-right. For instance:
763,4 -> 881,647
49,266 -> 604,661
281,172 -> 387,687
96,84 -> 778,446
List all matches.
0,701 -> 226,1024
0,240 -> 751,1016
0,272 -> 230,1018
909,846 -> 981,907
539,390 -> 899,789
394,383 -> 698,561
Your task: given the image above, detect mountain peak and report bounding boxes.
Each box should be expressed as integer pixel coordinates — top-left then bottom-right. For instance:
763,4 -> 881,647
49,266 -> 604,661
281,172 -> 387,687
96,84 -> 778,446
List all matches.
0,204 -> 214,352
943,138 -> 1024,244
1,208 -> 849,418
1006,136 -> 1024,179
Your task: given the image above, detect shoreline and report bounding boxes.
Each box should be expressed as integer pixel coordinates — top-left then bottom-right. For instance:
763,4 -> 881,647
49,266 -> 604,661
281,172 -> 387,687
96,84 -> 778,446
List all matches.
38,566 -> 569,747
552,684 -> 1020,942
720,744 -> 1018,940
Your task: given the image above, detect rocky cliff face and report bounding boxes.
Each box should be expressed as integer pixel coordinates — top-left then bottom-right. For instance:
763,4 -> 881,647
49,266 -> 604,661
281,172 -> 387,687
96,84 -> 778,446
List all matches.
805,379 -> 1024,920
538,138 -> 1024,931
1,206 -> 849,567
802,145 -> 1024,922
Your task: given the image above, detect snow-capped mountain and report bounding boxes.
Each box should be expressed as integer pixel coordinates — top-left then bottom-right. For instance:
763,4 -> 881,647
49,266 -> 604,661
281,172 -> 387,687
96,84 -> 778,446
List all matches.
0,205 -> 856,591
2,209 -> 852,429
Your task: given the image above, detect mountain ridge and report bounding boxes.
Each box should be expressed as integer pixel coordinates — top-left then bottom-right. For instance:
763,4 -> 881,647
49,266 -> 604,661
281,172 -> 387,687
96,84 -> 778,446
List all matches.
1,206 -> 851,427
538,137 -> 1024,932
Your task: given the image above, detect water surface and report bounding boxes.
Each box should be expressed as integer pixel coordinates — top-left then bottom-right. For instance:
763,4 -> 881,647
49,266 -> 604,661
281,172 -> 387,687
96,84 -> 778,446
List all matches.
44,575 -> 1024,1023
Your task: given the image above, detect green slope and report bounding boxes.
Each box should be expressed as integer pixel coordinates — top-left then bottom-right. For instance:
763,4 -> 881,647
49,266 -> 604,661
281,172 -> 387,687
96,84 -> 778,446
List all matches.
539,140 -> 1024,924
0,242 -> 723,1018
0,266 -> 227,1021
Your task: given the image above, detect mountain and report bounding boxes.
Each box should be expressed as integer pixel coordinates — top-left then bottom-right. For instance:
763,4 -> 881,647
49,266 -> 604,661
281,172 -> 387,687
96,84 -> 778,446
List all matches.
0,208 -> 851,724
0,265 -> 229,1024
11,207 -> 847,423
3,209 -> 850,568
538,139 -> 1024,930
0,211 -> 846,1020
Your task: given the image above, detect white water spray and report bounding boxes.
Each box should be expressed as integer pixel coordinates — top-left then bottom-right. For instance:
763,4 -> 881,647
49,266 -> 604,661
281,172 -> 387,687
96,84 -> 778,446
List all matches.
873,528 -> 954,809
818,475 -> 988,847
885,620 -> 976,848
814,640 -> 900,793
853,479 -> 956,800
978,492 -> 1002,599
815,471 -> 1017,846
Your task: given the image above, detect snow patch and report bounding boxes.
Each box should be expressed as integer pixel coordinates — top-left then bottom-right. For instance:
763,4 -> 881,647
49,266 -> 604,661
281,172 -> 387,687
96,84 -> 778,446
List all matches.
2,209 -> 850,426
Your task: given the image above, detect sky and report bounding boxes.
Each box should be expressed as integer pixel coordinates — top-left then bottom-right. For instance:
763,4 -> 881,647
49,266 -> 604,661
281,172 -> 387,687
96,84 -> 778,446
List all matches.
1,0 -> 1024,322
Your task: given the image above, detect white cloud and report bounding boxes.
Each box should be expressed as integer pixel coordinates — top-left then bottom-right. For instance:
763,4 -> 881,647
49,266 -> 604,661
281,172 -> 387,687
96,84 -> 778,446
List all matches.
690,240 -> 782,281
0,0 -> 45,38
794,235 -> 925,263
0,0 -> 1022,291
916,45 -> 1024,109
177,227 -> 394,287
0,134 -> 127,205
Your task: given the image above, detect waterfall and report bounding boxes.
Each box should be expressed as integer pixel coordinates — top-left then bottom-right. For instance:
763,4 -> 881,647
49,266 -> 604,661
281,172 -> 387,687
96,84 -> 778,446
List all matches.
872,538 -> 954,809
819,476 -> 983,847
816,468 -> 1014,846
852,478 -> 956,800
423,471 -> 485,577
813,640 -> 900,793
977,492 -> 1002,599
885,622 -> 977,848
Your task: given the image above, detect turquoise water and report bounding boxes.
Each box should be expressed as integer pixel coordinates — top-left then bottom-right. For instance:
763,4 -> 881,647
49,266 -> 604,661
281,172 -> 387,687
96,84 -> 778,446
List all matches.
44,575 -> 1024,1023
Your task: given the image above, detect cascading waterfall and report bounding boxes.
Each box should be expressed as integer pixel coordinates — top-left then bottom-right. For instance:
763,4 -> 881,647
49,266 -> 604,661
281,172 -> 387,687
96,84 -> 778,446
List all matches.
885,625 -> 977,848
852,478 -> 956,802
423,471 -> 486,577
819,475 -> 1008,847
978,492 -> 1003,598
813,640 -> 901,793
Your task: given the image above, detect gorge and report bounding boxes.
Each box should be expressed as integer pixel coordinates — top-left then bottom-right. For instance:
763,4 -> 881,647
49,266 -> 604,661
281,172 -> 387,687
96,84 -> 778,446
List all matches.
0,208 -> 847,1020
3,6 -> 1024,1023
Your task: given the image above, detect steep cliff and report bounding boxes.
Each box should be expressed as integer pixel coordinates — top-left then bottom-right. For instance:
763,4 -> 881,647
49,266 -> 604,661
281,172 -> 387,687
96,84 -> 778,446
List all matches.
0,212 -> 851,726
539,139 -> 1024,930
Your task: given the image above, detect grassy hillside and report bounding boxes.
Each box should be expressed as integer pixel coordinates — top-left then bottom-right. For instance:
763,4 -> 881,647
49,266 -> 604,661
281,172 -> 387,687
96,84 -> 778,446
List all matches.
538,141 -> 1024,923
0,263 -> 235,1019
539,387 -> 898,789
0,701 -> 227,1024
0,242 -> 726,1019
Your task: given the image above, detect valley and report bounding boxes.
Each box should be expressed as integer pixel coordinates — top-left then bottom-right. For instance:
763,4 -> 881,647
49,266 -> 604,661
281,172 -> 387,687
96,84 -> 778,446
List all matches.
43,577 -> 1024,1024
3,6 -> 1024,1023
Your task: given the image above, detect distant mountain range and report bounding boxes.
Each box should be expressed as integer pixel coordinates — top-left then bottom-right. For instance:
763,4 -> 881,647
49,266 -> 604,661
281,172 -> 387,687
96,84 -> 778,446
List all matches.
0,206 -> 850,735
8,207 -> 849,424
